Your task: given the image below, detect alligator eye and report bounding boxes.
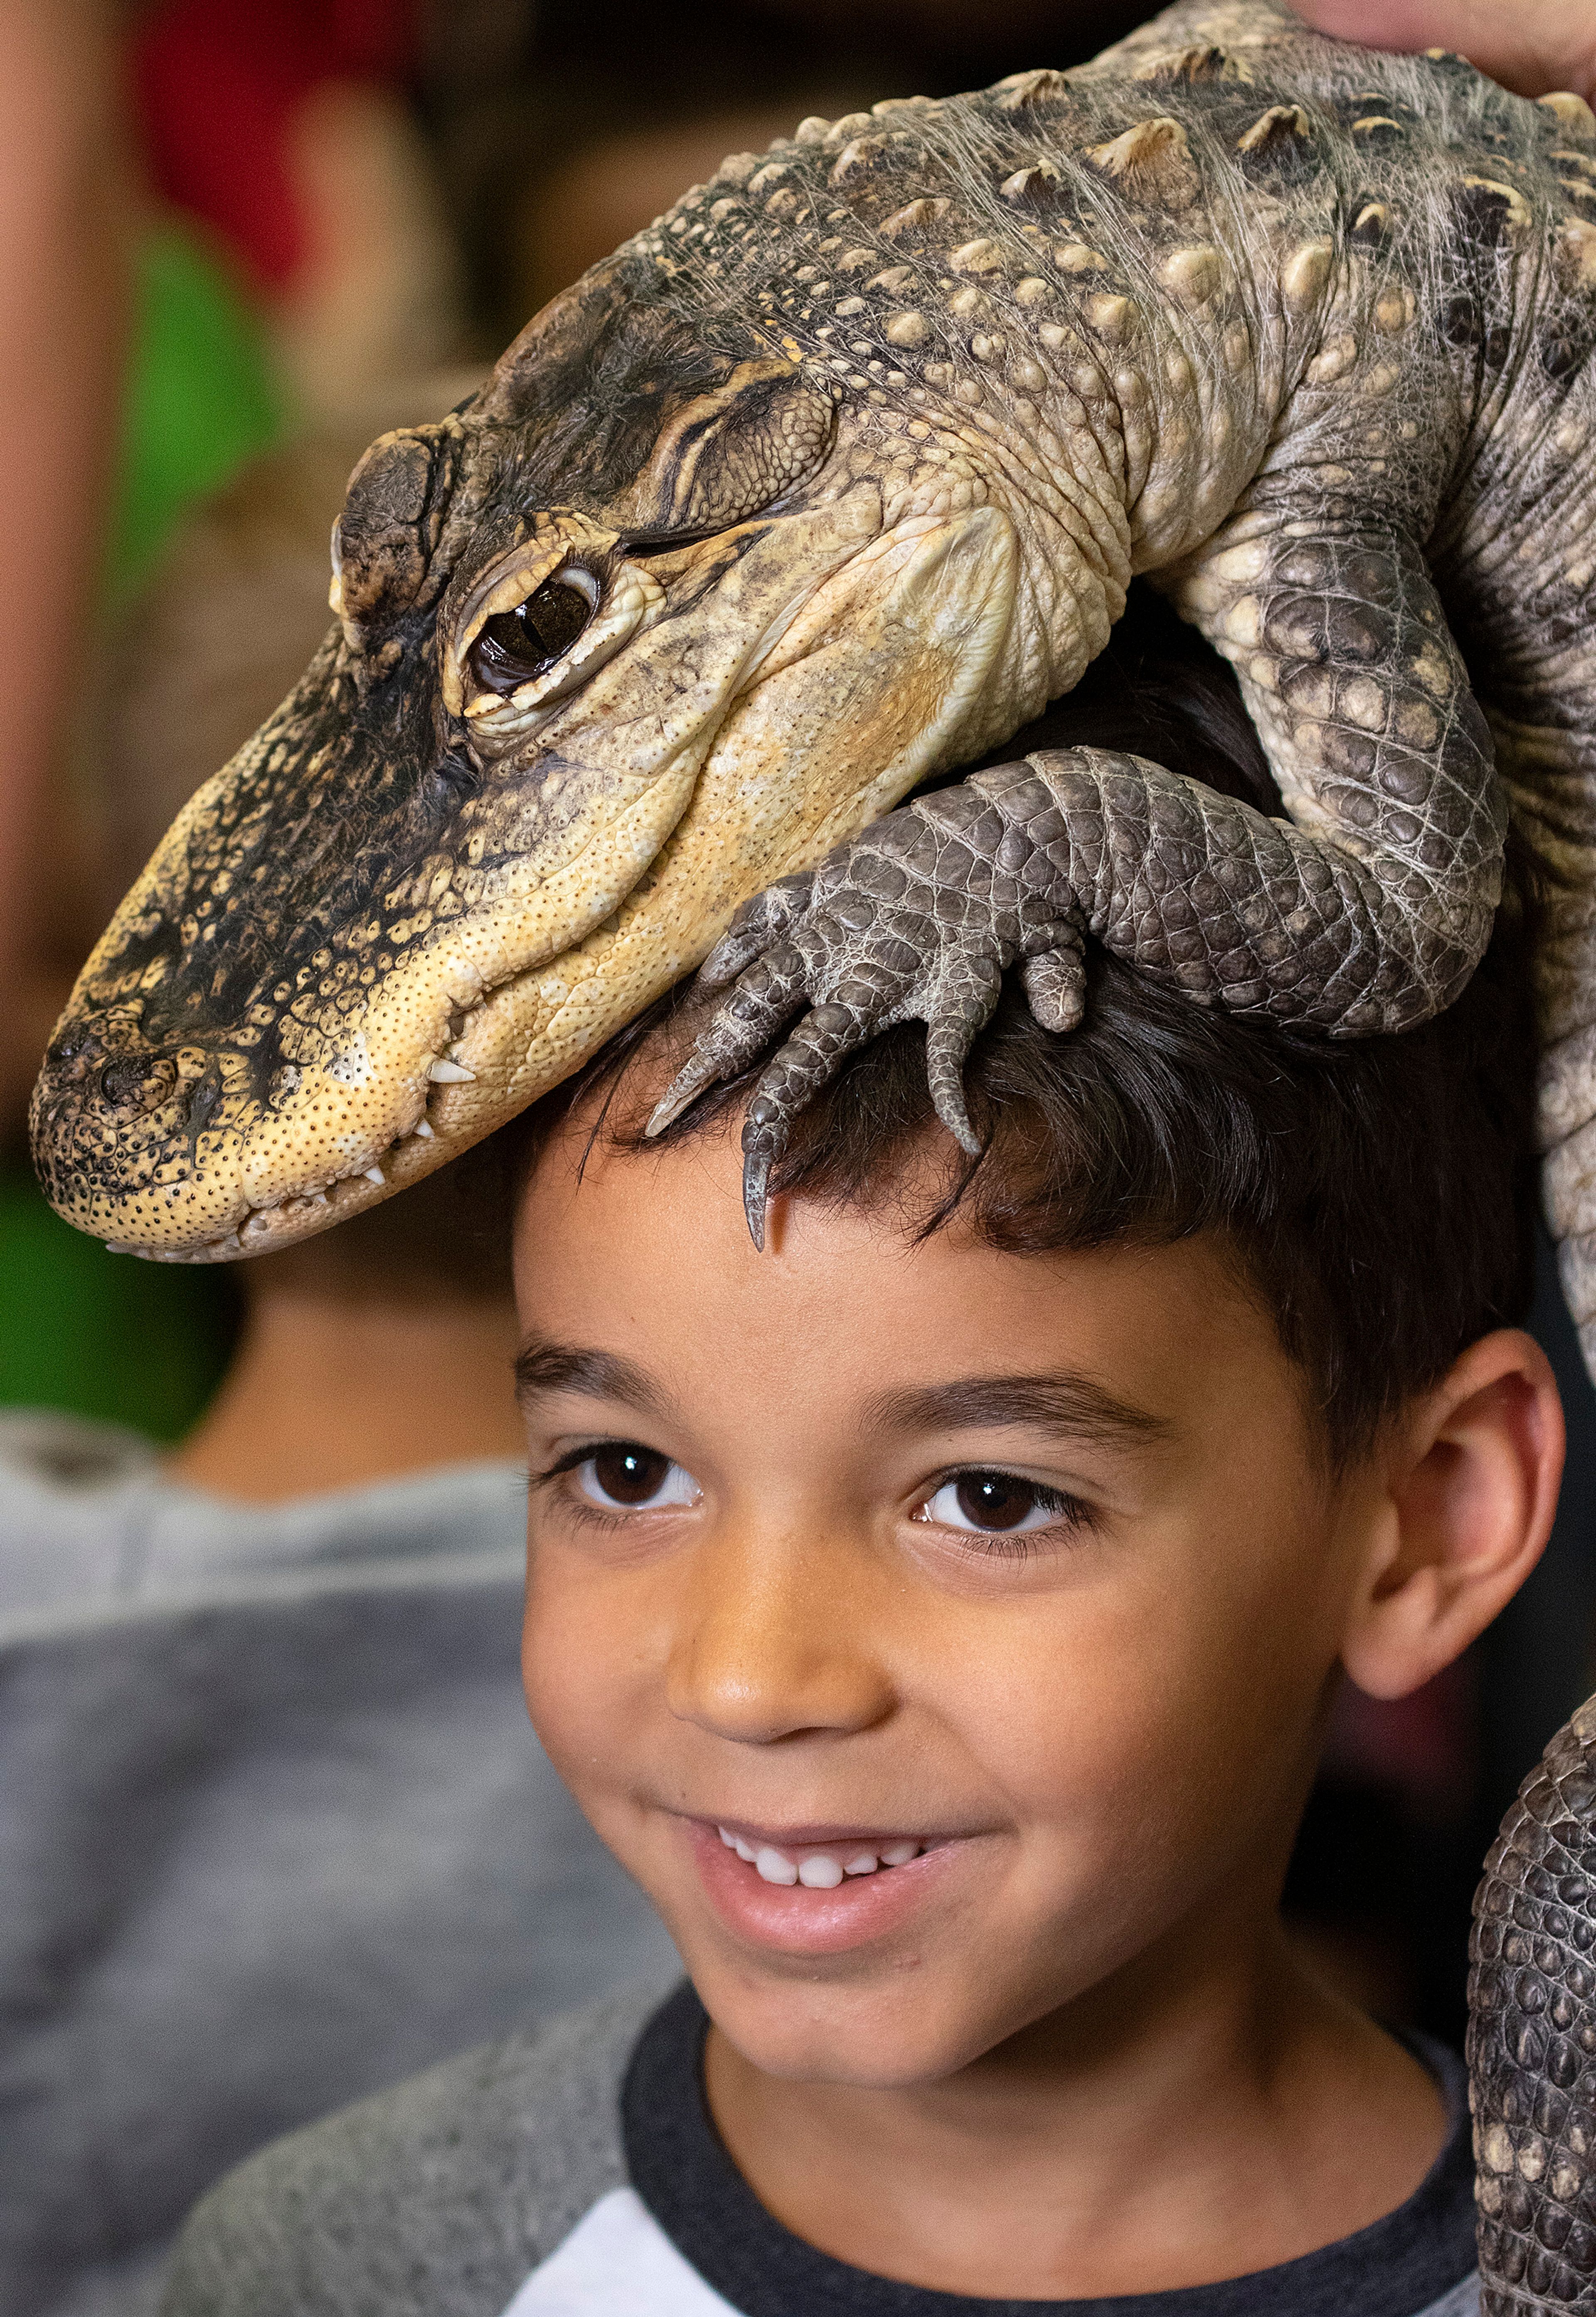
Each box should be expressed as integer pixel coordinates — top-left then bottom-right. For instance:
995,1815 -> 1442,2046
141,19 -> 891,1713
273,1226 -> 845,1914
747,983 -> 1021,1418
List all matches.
455,553 -> 662,740
470,572 -> 597,693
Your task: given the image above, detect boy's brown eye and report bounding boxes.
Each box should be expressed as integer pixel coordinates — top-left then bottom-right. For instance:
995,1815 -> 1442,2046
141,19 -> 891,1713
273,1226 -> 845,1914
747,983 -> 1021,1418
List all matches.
568,1442 -> 701,1513
919,1471 -> 1071,1537
590,1444 -> 671,1505
955,1473 -> 1039,1530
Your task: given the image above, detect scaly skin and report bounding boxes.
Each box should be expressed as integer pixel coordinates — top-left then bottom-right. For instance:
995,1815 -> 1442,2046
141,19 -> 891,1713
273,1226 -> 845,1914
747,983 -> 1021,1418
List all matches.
1472,1701 -> 1596,2312
32,0 -> 1596,1310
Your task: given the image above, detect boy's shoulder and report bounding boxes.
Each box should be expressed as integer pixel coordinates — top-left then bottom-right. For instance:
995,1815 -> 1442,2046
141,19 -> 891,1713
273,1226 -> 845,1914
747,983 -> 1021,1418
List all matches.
158,1977 -> 673,2317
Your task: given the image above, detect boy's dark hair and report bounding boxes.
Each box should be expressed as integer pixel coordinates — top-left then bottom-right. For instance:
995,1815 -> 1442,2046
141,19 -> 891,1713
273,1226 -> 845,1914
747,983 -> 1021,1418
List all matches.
532,585 -> 1538,1467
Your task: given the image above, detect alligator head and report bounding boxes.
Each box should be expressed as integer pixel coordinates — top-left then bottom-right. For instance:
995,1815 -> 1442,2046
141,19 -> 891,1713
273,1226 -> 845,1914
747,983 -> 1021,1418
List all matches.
32,235 -> 1085,1260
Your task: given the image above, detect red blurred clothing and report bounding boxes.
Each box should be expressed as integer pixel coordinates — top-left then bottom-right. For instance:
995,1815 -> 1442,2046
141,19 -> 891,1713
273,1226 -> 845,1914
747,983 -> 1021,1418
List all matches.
131,0 -> 420,287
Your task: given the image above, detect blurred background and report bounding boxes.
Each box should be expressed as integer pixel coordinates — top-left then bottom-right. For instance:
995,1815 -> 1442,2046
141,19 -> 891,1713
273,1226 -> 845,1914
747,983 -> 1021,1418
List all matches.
1,2 -> 1593,2309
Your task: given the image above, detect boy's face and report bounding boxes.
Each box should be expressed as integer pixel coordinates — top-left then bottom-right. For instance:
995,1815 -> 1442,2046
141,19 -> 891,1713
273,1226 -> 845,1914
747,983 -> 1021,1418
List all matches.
515,1108 -> 1377,2089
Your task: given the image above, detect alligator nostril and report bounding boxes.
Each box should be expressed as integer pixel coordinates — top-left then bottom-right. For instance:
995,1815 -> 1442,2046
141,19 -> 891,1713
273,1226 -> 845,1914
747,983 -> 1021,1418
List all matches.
99,1059 -> 149,1109
186,1077 -> 222,1133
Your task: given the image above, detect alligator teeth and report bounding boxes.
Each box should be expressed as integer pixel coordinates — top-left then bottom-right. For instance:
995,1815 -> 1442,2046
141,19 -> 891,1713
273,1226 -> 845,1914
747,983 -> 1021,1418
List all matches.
412,1118 -> 435,1138
364,1165 -> 385,1185
427,1057 -> 475,1083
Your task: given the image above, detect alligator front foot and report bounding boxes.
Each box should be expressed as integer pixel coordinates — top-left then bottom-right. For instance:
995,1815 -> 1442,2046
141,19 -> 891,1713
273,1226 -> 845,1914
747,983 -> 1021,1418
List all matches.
647,790 -> 1084,1247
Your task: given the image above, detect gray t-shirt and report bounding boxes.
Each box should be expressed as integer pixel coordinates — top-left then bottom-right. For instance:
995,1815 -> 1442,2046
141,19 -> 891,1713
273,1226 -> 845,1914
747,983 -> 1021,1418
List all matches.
0,1411 -> 678,2317
158,1979 -> 1481,2317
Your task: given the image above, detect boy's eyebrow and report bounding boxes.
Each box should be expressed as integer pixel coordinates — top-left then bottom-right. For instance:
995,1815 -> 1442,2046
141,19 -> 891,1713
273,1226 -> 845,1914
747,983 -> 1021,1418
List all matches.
866,1372 -> 1170,1448
514,1338 -> 672,1419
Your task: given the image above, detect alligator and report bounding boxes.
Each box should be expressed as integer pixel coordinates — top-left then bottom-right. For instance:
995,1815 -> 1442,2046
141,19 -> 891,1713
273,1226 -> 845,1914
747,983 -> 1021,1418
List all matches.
28,0 -> 1596,1310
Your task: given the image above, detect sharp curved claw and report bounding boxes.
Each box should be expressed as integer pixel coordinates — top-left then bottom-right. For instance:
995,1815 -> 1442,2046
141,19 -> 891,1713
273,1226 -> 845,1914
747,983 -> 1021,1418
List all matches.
646,1058 -> 717,1139
925,1018 -> 985,1158
742,1145 -> 772,1251
648,944 -> 814,1138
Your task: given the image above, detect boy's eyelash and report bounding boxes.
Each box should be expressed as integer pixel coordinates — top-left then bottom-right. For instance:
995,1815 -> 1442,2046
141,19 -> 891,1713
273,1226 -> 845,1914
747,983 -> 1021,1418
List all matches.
530,1445 -> 649,1539
537,1441 -> 620,1482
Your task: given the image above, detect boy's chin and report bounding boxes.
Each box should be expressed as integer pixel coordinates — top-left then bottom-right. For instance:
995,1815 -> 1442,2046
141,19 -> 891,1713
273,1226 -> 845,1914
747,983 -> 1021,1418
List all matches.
702,1963 -> 1023,2088
680,1926 -> 1074,2092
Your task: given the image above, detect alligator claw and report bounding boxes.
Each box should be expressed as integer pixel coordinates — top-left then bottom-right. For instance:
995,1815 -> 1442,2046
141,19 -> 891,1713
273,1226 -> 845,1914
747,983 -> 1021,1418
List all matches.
925,1014 -> 989,1158
741,1145 -> 773,1251
653,795 -> 1091,1237
646,940 -> 812,1138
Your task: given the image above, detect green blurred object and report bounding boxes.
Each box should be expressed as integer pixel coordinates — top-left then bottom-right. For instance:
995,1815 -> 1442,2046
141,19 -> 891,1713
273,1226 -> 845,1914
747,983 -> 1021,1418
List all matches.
0,1166 -> 239,1442
106,218 -> 285,605
1,216 -> 276,1438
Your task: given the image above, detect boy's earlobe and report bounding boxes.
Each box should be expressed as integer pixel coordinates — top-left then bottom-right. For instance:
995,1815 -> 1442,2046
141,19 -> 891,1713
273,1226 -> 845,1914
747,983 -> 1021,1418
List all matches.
1340,1329 -> 1565,1703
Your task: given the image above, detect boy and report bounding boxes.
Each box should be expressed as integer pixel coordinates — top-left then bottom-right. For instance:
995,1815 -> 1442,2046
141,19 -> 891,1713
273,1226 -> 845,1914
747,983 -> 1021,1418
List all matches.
156,608 -> 1563,2315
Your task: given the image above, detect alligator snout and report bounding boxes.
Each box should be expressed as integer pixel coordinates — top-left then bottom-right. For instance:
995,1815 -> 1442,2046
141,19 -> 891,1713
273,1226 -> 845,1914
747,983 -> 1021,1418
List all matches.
44,1035 -> 218,1132
34,1026 -> 229,1197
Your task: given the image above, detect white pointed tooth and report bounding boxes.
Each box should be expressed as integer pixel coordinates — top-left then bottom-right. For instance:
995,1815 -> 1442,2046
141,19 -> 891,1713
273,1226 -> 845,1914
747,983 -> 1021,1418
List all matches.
412,1118 -> 434,1138
798,1855 -> 845,1889
734,1836 -> 757,1863
881,1841 -> 920,1867
427,1056 -> 476,1083
718,1826 -> 739,1849
755,1846 -> 799,1886
364,1165 -> 385,1185
843,1851 -> 879,1875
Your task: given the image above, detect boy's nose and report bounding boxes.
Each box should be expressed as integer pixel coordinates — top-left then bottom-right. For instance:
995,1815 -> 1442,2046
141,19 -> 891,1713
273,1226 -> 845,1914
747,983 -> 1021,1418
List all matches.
665,1527 -> 896,1745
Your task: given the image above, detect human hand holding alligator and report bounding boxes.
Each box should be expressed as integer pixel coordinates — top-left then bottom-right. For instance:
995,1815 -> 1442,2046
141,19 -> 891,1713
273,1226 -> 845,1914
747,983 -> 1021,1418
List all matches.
1291,0 -> 1596,105
27,6 -> 1596,2304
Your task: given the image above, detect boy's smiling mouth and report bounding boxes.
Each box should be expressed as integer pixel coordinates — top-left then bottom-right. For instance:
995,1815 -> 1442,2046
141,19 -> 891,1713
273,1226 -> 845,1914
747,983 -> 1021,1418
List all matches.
685,1816 -> 970,1959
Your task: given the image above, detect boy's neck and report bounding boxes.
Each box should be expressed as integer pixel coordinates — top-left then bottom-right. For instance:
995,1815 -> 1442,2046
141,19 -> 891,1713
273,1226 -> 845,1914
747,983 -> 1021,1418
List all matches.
167,1284 -> 525,1503
702,1905 -> 1447,2302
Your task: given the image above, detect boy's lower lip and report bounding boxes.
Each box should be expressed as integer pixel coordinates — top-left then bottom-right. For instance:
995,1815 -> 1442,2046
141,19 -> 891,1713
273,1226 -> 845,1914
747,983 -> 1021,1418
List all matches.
685,1818 -> 965,1956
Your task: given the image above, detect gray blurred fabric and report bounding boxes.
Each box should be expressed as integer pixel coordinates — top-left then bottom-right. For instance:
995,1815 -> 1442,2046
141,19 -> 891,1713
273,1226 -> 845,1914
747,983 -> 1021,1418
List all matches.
0,1409 -> 679,2317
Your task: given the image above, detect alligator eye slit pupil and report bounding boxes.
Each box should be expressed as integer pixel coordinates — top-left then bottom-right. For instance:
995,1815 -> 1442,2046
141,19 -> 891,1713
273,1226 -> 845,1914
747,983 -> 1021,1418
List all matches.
474,576 -> 594,688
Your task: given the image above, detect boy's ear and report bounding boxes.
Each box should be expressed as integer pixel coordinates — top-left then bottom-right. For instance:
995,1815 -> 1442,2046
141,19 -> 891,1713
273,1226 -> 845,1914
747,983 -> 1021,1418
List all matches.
1340,1329 -> 1565,1703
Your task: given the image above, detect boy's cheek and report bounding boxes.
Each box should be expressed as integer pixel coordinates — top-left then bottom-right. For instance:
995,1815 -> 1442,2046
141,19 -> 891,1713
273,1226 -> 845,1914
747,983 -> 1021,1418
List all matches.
520,1550 -> 677,1860
521,1564 -> 626,1788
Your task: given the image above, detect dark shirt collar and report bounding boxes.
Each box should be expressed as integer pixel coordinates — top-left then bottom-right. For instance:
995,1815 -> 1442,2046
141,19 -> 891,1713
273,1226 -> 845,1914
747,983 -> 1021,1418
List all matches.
623,1981 -> 1476,2317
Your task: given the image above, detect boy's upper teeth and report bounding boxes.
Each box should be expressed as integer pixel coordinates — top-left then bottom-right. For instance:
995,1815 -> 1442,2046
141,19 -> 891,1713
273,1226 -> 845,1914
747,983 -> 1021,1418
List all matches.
717,1827 -> 926,1884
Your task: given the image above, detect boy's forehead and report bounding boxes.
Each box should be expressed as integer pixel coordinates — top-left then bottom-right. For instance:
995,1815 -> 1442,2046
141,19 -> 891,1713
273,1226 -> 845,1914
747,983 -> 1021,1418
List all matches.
511,1091 -> 1305,1460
